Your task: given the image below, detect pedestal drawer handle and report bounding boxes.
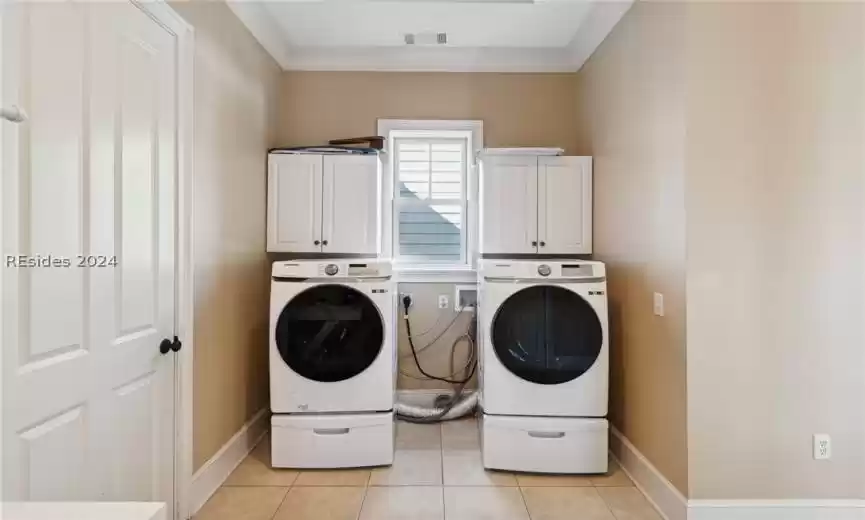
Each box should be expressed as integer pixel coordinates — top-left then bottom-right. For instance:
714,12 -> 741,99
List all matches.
527,431 -> 565,439
313,428 -> 350,435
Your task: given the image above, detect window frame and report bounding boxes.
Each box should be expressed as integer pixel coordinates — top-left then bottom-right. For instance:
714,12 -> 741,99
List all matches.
378,119 -> 483,283
392,136 -> 468,266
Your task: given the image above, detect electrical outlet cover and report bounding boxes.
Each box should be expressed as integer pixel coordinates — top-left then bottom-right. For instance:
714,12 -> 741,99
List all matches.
813,434 -> 831,460
438,295 -> 449,309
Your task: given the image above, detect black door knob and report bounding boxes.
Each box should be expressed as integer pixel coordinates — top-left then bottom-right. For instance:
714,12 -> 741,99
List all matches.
159,336 -> 182,355
539,241 -> 546,247
322,240 -> 329,246
531,241 -> 538,246
314,240 -> 320,245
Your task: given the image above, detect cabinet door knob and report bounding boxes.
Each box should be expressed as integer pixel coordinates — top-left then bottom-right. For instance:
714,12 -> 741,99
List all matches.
531,241 -> 538,247
322,240 -> 329,246
314,240 -> 321,245
539,241 -> 546,247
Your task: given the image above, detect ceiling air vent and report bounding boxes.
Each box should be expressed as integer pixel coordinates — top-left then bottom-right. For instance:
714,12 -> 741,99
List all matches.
404,32 -> 448,45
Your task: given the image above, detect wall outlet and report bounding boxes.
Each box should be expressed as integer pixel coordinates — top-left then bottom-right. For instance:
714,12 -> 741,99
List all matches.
653,292 -> 665,317
438,294 -> 449,309
813,434 -> 831,460
400,293 -> 413,309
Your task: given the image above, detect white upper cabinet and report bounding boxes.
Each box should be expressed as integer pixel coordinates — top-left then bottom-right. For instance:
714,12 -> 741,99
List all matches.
480,155 -> 592,255
268,154 -> 323,252
267,153 -> 381,254
322,155 -> 380,254
538,156 -> 592,254
480,155 -> 539,255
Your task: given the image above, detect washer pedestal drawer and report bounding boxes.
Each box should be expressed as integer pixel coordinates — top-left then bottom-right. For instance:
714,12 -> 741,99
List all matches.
481,414 -> 608,474
271,412 -> 394,468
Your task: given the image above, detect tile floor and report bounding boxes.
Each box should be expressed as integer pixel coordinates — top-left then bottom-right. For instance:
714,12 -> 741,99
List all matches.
196,416 -> 661,520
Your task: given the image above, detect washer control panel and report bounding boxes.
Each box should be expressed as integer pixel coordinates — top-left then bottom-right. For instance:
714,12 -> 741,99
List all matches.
324,264 -> 339,276
537,264 -> 552,277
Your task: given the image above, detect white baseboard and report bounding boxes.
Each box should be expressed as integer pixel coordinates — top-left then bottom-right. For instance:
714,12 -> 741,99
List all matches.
688,501 -> 865,520
188,408 -> 269,516
610,426 -> 865,520
609,426 -> 689,520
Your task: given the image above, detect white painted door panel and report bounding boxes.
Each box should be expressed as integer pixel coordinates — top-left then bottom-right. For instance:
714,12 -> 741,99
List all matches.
480,155 -> 538,254
322,155 -> 380,255
2,1 -> 177,513
538,156 -> 592,254
267,154 -> 323,252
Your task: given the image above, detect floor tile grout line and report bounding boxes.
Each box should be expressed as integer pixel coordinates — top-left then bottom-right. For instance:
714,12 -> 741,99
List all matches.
266,485 -> 292,520
592,486 -> 624,520
516,485 -> 534,520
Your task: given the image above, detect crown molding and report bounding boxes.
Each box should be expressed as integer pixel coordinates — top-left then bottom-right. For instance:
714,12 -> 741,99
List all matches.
227,0 -> 633,72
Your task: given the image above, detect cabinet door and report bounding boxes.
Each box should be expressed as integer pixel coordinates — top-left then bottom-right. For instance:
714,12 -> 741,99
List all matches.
538,156 -> 592,254
480,155 -> 539,254
322,155 -> 380,254
267,154 -> 323,252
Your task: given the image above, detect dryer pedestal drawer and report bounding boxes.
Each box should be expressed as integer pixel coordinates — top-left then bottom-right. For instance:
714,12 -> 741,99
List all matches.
481,414 -> 608,474
272,412 -> 394,468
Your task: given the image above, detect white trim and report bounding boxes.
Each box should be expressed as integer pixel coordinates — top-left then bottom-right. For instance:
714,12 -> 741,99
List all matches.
131,3 -> 195,519
283,46 -> 577,73
609,426 -> 688,520
223,1 -> 631,73
688,501 -> 865,520
188,409 -> 269,517
378,120 -> 483,281
610,427 -> 865,520
567,0 -> 634,70
224,1 -> 292,69
395,268 -> 477,284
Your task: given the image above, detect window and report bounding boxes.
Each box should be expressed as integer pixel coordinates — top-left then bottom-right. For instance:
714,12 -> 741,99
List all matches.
393,138 -> 467,264
378,119 -> 483,278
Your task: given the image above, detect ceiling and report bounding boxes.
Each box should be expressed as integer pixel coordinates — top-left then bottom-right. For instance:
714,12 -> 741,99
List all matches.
227,0 -> 633,72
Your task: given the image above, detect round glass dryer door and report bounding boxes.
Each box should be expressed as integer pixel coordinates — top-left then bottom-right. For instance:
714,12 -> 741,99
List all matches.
491,285 -> 603,385
275,284 -> 384,383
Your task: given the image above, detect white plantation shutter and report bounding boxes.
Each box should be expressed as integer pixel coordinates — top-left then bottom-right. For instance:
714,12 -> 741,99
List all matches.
394,138 -> 467,264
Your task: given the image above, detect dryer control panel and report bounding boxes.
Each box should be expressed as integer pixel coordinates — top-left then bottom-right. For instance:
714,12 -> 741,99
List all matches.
273,259 -> 392,279
480,259 -> 605,280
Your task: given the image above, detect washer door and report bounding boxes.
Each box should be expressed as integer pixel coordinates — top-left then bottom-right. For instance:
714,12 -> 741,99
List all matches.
275,284 -> 384,383
491,285 -> 602,385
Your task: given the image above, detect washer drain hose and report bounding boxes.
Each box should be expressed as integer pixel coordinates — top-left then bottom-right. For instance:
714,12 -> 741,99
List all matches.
395,391 -> 479,422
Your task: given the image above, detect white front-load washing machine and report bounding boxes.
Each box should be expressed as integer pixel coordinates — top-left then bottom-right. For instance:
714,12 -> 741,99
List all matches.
478,259 -> 609,474
269,259 -> 396,468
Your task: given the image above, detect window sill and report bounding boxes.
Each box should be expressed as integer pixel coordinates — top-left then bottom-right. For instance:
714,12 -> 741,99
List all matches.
394,265 -> 477,284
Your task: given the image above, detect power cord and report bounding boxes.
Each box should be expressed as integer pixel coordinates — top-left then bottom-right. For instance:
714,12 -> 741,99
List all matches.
402,295 -> 477,385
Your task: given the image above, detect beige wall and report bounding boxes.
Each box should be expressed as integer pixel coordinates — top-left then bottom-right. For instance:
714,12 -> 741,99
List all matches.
574,1 -> 689,495
396,284 -> 476,390
277,71 -> 578,390
577,0 -> 865,501
684,2 -> 865,499
277,71 -> 579,153
170,1 -> 281,471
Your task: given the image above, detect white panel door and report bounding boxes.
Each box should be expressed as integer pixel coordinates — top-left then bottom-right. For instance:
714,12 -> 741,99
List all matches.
479,155 -> 538,254
538,156 -> 593,254
322,155 -> 380,254
2,1 -> 178,514
267,154 -> 323,252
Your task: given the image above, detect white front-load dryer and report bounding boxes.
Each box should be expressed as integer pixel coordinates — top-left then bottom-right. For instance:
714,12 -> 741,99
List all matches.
269,259 -> 396,468
478,259 -> 609,474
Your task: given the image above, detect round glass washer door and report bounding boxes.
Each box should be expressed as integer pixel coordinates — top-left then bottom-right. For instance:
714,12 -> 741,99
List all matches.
491,285 -> 603,385
275,284 -> 384,383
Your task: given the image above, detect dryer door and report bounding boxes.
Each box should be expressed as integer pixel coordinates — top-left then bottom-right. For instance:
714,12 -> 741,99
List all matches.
491,285 -> 602,385
275,284 -> 384,382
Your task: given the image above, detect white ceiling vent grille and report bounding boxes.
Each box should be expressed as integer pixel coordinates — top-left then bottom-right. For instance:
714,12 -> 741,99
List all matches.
404,32 -> 448,45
